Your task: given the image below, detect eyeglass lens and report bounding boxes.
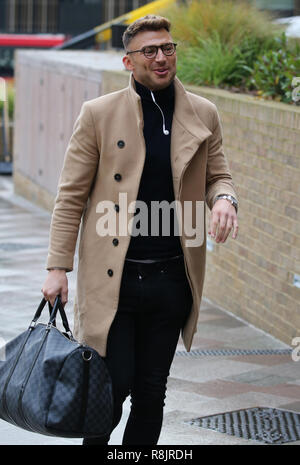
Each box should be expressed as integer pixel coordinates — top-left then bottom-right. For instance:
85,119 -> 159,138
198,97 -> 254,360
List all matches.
144,43 -> 176,57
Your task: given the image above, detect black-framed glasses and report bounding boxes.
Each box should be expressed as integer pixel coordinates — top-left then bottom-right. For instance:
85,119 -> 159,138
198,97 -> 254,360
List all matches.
126,42 -> 177,59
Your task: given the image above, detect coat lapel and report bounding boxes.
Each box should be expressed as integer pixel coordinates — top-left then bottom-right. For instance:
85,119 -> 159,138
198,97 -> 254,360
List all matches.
171,77 -> 212,183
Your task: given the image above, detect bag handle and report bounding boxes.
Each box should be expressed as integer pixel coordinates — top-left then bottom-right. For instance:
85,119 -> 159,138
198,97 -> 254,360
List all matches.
30,295 -> 72,336
48,296 -> 72,334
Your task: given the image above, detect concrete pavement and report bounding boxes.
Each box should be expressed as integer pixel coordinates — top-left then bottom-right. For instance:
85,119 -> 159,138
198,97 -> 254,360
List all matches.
0,174 -> 299,445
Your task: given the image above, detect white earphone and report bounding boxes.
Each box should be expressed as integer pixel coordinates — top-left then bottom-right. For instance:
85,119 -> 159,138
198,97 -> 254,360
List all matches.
150,91 -> 169,136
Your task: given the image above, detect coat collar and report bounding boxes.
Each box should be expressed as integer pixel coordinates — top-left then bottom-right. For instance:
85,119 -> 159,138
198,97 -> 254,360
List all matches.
126,73 -> 212,183
134,77 -> 175,103
127,73 -> 212,144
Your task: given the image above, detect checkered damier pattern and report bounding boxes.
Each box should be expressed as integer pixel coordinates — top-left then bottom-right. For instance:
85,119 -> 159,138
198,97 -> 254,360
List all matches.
0,323 -> 113,438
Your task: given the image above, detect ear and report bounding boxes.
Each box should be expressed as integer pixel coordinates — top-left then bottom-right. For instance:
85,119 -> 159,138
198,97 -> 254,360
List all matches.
123,55 -> 134,71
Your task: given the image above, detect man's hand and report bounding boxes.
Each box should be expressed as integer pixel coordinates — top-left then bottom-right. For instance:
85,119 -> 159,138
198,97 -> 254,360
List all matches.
41,270 -> 68,307
208,199 -> 238,243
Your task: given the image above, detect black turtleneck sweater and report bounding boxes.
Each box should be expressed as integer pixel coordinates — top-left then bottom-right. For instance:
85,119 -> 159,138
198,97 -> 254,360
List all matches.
125,79 -> 183,260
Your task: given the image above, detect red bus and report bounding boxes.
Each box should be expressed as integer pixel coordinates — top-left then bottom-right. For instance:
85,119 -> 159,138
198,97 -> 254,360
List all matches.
0,34 -> 66,76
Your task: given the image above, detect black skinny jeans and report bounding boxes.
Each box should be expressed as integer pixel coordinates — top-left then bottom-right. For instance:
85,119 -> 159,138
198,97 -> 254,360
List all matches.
83,255 -> 193,445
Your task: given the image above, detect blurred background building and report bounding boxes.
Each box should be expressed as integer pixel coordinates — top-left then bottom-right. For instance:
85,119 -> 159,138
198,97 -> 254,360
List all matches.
0,0 -> 156,76
0,1 -> 153,35
0,0 -> 299,35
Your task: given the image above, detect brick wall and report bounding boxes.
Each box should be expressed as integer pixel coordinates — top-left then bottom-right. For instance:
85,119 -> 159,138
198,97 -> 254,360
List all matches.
187,85 -> 300,345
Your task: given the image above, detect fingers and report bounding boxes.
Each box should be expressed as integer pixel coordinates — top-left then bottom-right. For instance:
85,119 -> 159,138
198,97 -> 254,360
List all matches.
218,216 -> 232,243
209,206 -> 238,243
41,289 -> 57,308
42,290 -> 68,308
232,217 -> 239,239
41,272 -> 68,307
60,289 -> 68,307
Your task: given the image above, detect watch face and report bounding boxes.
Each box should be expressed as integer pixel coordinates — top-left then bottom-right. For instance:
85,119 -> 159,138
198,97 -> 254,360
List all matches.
228,196 -> 236,205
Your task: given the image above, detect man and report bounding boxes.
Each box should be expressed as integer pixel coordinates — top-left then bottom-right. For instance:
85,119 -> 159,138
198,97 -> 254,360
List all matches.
42,15 -> 238,445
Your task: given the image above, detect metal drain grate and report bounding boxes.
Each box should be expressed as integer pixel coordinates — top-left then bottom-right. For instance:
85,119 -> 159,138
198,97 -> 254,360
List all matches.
176,348 -> 292,357
186,407 -> 300,444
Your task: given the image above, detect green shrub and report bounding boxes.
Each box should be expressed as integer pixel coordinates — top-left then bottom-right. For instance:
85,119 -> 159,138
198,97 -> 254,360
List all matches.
246,33 -> 300,103
164,0 -> 299,103
165,0 -> 281,50
176,30 -> 253,87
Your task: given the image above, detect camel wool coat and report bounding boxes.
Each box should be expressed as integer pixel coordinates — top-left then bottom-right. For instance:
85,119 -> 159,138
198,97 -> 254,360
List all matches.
46,73 -> 237,357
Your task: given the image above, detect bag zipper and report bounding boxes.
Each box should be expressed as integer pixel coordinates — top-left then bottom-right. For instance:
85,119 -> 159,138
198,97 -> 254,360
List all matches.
20,325 -> 82,433
2,327 -> 35,425
78,350 -> 91,432
17,326 -> 51,432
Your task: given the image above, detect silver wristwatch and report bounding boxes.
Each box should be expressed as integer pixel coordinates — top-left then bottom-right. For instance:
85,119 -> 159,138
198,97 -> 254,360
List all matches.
214,194 -> 238,213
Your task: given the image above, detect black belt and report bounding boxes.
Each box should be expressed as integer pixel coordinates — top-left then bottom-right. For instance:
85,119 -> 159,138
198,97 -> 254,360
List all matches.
125,254 -> 183,264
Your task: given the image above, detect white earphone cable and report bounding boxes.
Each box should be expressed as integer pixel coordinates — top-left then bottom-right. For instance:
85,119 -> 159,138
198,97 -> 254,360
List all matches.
150,91 -> 169,136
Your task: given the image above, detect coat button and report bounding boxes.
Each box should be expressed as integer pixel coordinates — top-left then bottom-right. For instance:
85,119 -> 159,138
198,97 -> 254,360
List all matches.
117,140 -> 125,148
112,238 -> 119,246
114,173 -> 122,181
114,204 -> 120,212
107,269 -> 113,277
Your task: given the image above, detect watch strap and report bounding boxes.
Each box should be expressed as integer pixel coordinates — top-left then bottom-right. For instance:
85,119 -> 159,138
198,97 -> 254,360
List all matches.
214,194 -> 238,213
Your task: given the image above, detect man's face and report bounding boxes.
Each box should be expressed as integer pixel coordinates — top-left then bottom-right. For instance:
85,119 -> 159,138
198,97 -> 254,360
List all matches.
122,29 -> 177,91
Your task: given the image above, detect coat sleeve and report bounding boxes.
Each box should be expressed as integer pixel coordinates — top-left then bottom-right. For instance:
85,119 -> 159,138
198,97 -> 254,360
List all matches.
205,105 -> 238,210
46,102 -> 99,272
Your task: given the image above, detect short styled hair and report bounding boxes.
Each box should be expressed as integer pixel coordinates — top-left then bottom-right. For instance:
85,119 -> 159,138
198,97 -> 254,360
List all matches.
122,15 -> 171,50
